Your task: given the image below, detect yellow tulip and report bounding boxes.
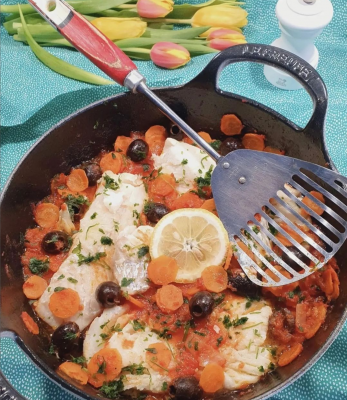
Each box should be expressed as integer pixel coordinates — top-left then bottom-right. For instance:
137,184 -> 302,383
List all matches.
91,18 -> 147,41
192,5 -> 248,29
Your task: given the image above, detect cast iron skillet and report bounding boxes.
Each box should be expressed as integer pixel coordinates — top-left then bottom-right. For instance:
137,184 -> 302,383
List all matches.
1,44 -> 346,400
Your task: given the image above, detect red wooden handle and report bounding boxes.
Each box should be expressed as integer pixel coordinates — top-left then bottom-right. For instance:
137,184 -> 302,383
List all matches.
58,11 -> 137,85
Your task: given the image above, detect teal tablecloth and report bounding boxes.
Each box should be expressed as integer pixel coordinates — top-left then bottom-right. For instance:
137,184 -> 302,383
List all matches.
1,0 -> 347,398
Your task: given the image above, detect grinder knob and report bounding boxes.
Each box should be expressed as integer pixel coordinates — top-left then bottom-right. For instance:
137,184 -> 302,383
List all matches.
263,0 -> 333,90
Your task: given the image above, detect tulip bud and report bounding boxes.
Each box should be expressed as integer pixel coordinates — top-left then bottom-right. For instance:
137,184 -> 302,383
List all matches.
208,28 -> 246,41
192,5 -> 248,29
91,18 -> 147,41
209,38 -> 247,51
150,42 -> 191,69
137,0 -> 174,18
200,26 -> 242,38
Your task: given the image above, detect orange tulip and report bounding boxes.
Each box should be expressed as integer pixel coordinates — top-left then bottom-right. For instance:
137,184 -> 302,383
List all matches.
150,42 -> 191,69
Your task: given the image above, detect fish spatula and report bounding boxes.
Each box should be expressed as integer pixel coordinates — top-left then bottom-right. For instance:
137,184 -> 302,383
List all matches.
27,0 -> 347,287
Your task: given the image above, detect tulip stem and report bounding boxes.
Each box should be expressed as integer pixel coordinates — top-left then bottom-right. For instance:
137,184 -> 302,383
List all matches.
141,18 -> 192,24
115,4 -> 137,8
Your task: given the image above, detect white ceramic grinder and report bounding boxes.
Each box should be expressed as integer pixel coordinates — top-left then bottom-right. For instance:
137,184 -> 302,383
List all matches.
264,0 -> 333,90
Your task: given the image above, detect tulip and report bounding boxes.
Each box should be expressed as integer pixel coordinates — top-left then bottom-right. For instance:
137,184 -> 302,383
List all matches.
150,42 -> 191,69
137,0 -> 174,19
199,26 -> 242,38
209,38 -> 247,51
192,5 -> 248,29
91,18 -> 147,41
207,28 -> 246,50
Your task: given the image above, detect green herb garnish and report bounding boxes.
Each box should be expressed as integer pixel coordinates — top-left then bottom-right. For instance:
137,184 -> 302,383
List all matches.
101,236 -> 114,246
29,258 -> 49,275
137,246 -> 149,258
121,277 -> 135,287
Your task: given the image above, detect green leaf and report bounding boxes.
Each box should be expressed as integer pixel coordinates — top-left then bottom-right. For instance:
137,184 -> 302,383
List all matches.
121,47 -> 151,61
166,0 -> 243,19
147,26 -> 210,39
72,0 -> 133,15
96,9 -> 138,17
18,8 -> 113,86
1,4 -> 36,15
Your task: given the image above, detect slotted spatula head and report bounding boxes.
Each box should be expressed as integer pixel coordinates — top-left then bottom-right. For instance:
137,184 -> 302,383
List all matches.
212,150 -> 347,287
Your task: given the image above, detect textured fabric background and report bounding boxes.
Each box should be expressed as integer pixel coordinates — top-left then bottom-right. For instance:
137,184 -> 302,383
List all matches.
1,0 -> 347,398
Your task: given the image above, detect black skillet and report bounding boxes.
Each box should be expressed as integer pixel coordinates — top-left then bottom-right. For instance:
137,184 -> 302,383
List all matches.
1,44 -> 347,400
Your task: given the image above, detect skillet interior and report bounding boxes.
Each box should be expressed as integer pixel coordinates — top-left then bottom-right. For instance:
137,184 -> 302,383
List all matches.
1,82 -> 347,400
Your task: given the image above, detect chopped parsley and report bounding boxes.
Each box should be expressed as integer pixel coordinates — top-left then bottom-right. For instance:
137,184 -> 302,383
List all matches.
122,363 -> 148,375
245,295 -> 260,309
252,226 -> 260,234
258,366 -> 265,373
183,319 -> 195,341
97,358 -> 107,374
212,293 -> 225,306
100,333 -> 110,341
193,165 -> 213,198
58,274 -> 65,280
54,287 -> 65,292
194,341 -> 199,351
99,228 -> 105,234
181,159 -> 188,165
90,212 -> 97,219
48,344 -> 56,355
268,362 -> 275,371
29,258 -> 49,275
45,234 -> 59,244
111,323 -> 122,333
133,209 -> 140,220
99,377 -> 124,399
132,319 -> 145,331
64,194 -> 90,217
222,315 -> 248,329
137,245 -> 149,258
287,286 -> 301,299
100,320 -> 110,329
71,356 -> 87,366
193,330 -> 206,337
73,243 -> 108,267
216,336 -> 223,347
67,277 -> 78,284
145,348 -> 157,354
156,327 -> 172,340
161,382 -> 168,391
100,236 -> 114,246
268,224 -> 278,236
210,140 -> 222,151
142,164 -> 150,172
113,221 -> 119,232
64,332 -> 77,340
121,277 -> 135,287
104,174 -> 119,191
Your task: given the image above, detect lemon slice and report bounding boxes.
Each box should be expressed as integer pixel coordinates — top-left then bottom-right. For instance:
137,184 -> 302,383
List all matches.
150,208 -> 229,282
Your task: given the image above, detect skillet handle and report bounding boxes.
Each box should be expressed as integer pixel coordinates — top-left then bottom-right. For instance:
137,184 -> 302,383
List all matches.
192,43 -> 327,141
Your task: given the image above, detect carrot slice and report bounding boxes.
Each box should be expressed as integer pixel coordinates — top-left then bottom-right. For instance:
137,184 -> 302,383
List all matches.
278,343 -> 303,367
263,146 -> 285,155
237,240 -> 255,261
199,363 -> 225,393
200,198 -> 218,216
183,131 -> 213,145
59,361 -> 89,385
87,348 -> 122,388
276,233 -> 293,247
172,192 -> 204,210
220,114 -> 243,136
202,265 -> 228,293
49,288 -> 80,319
156,285 -> 183,312
35,203 -> 60,228
66,169 -> 89,192
279,222 -> 303,244
23,275 -> 48,299
301,191 -> 325,216
145,342 -> 172,374
145,125 -> 167,155
100,152 -> 123,174
21,312 -> 39,334
242,134 -> 265,151
148,255 -> 179,285
149,174 -> 176,197
114,136 -> 132,153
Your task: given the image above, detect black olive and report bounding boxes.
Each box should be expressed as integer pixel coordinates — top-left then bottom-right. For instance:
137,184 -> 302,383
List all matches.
145,202 -> 169,223
282,246 -> 310,271
51,322 -> 80,358
41,231 -> 70,254
213,389 -> 239,400
220,137 -> 244,156
228,271 -> 261,297
83,163 -> 102,186
169,376 -> 203,400
189,291 -> 214,318
168,124 -> 184,141
126,139 -> 149,162
96,281 -> 121,308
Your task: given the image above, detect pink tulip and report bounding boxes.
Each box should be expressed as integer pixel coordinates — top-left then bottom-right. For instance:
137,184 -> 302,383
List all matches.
208,28 -> 245,41
209,38 -> 242,51
137,0 -> 174,18
150,42 -> 191,69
